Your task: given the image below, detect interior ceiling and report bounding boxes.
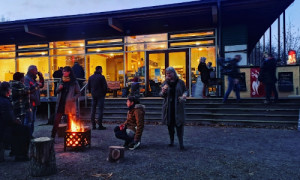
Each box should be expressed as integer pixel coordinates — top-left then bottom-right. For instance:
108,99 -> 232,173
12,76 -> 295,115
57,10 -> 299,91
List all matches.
0,0 -> 294,54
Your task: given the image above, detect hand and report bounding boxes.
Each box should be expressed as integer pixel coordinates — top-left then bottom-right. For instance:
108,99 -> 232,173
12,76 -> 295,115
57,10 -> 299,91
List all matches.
178,95 -> 187,102
59,84 -> 63,90
234,79 -> 239,84
119,124 -> 125,130
162,84 -> 168,93
37,72 -> 43,77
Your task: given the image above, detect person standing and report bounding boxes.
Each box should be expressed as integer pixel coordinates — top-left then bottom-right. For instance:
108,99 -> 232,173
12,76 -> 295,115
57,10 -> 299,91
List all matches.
0,82 -> 30,161
130,77 -> 140,98
52,67 -> 63,96
222,55 -> 242,103
258,53 -> 278,104
160,67 -> 187,150
198,57 -> 210,98
114,96 -> 145,150
51,66 -> 80,138
10,72 -> 37,128
88,66 -> 108,130
24,65 -> 44,138
72,62 -> 85,92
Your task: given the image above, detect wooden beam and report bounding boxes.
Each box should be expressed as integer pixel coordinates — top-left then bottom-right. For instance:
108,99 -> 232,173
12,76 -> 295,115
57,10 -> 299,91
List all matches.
108,17 -> 123,32
24,25 -> 46,38
212,6 -> 218,25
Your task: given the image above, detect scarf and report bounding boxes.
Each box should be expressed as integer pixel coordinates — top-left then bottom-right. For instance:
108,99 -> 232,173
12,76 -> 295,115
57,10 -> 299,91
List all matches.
62,76 -> 70,82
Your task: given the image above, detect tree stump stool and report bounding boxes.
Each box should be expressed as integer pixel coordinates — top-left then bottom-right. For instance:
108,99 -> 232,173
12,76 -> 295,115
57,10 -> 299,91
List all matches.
57,123 -> 67,138
108,146 -> 125,162
29,137 -> 57,177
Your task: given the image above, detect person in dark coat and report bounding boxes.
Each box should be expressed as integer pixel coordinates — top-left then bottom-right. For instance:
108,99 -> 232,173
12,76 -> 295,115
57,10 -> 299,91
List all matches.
88,66 -> 108,130
114,96 -> 145,150
258,53 -> 278,104
0,82 -> 30,161
51,66 -> 80,138
24,65 -> 44,137
72,62 -> 85,92
10,72 -> 37,127
222,55 -> 242,103
52,67 -> 63,96
160,67 -> 187,150
130,76 -> 140,98
198,57 -> 210,98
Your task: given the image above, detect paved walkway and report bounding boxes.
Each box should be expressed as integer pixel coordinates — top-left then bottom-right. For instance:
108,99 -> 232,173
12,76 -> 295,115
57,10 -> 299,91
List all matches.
1,118 -> 300,179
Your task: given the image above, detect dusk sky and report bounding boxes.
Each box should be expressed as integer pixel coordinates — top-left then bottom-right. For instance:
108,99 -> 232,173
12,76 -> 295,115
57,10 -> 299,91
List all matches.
0,0 -> 299,35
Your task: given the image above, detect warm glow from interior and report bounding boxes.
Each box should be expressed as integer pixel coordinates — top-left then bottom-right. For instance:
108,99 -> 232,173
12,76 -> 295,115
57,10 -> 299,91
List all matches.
18,44 -> 48,49
170,40 -> 214,47
87,39 -> 123,45
170,31 -> 214,39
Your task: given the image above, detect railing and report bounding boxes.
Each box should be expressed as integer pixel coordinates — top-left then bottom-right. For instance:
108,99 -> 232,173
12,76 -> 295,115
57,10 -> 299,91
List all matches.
42,78 -> 88,120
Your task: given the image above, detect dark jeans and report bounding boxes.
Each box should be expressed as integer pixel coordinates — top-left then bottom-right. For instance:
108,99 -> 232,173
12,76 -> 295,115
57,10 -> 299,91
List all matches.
91,96 -> 105,127
114,126 -> 134,144
168,118 -> 184,147
51,113 -> 64,138
265,83 -> 278,102
223,76 -> 240,102
30,106 -> 37,137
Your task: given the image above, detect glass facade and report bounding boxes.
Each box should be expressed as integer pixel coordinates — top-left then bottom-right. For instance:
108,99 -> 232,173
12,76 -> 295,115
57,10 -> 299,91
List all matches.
0,29 -> 216,97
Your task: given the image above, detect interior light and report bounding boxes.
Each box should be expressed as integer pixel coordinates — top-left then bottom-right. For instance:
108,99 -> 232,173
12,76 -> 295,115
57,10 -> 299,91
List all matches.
110,53 -> 114,56
160,45 -> 165,48
196,42 -> 200,45
68,51 -> 72,54
80,44 -> 84,47
96,49 -> 100,52
151,38 -> 156,42
41,52 -> 46,55
198,48 -> 203,51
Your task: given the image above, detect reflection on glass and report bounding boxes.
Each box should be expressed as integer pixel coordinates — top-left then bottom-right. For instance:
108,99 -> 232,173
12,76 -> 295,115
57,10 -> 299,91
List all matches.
0,45 -> 15,51
87,46 -> 123,53
170,31 -> 214,39
125,33 -> 167,43
168,52 -> 186,83
170,40 -> 214,47
50,48 -> 84,55
0,59 -> 15,81
0,52 -> 15,59
50,55 -> 85,78
18,44 -> 48,49
87,39 -> 123,45
49,40 -> 85,48
125,42 -> 167,51
18,51 -> 48,57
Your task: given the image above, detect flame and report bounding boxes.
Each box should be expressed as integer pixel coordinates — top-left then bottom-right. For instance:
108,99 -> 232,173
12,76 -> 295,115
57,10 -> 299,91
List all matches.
68,114 -> 85,132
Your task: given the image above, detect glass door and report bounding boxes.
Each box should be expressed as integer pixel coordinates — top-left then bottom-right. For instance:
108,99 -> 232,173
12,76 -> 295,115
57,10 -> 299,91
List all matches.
146,49 -> 189,96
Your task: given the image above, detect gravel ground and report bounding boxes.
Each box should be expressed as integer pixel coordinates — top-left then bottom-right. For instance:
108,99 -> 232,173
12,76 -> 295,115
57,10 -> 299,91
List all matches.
1,118 -> 300,180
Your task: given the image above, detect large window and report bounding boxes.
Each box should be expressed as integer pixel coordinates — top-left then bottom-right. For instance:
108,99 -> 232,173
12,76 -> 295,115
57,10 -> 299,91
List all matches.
87,53 -> 124,96
0,45 -> 15,81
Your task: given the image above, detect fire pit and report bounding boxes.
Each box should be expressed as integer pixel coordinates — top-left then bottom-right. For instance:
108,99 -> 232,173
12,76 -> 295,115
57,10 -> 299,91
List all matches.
64,115 -> 91,151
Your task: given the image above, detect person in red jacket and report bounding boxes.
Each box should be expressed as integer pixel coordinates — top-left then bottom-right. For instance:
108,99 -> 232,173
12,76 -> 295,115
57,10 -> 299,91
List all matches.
114,96 -> 145,150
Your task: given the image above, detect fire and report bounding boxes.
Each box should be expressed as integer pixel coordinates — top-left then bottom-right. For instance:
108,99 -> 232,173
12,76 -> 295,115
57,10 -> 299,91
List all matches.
68,114 -> 85,132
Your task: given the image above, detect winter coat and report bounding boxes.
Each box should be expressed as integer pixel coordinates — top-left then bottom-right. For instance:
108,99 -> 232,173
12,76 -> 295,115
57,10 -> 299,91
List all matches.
24,73 -> 44,107
10,80 -> 33,118
259,58 -> 277,84
124,104 -> 145,142
160,79 -> 187,127
55,80 -> 80,115
72,63 -> 85,79
88,72 -> 108,98
0,95 -> 15,142
198,62 -> 210,84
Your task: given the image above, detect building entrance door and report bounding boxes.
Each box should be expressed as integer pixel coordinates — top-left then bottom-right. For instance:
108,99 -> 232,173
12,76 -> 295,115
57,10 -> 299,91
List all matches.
146,49 -> 189,96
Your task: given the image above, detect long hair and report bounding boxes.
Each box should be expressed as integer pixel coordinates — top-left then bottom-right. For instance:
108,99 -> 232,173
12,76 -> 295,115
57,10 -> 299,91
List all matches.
63,66 -> 77,83
165,67 -> 178,81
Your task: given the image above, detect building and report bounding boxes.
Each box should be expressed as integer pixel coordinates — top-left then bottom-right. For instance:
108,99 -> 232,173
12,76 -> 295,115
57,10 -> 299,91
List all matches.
0,0 -> 294,97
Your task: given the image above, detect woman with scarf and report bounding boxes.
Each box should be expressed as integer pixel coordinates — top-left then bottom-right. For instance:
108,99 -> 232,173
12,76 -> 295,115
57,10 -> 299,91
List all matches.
160,67 -> 187,150
51,66 -> 80,139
